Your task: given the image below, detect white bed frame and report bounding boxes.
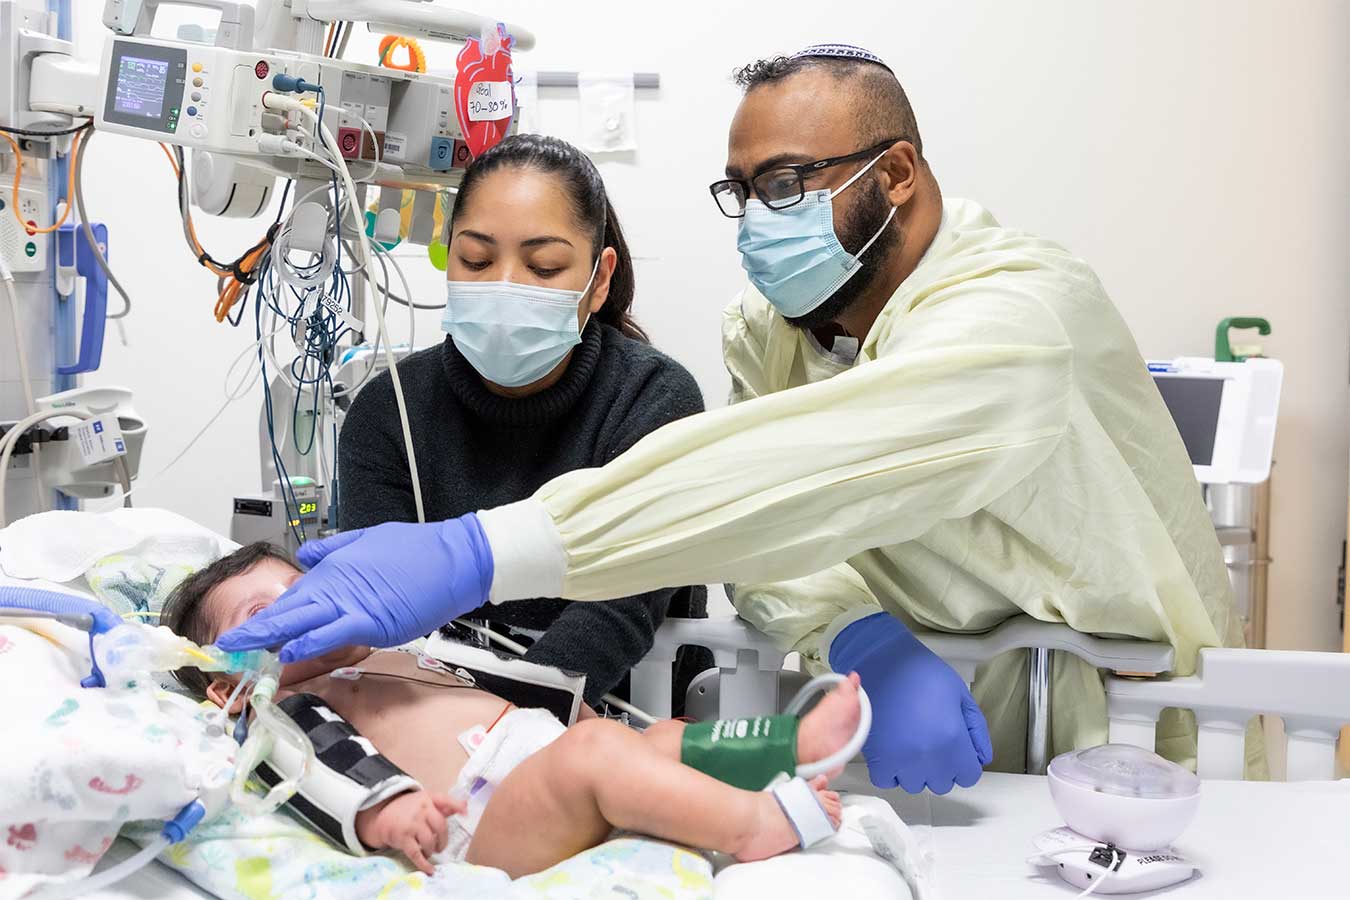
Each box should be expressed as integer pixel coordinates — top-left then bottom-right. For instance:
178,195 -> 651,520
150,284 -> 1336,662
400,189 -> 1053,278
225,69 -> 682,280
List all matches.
633,615 -> 1350,781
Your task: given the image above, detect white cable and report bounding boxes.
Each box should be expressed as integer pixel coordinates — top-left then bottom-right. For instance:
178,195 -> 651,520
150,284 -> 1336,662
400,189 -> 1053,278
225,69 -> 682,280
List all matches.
315,396 -> 332,487
271,373 -> 291,458
264,94 -> 422,519
1,271 -> 47,511
1073,848 -> 1119,899
113,456 -> 132,507
785,673 -> 873,780
304,106 -> 424,522
452,619 -> 658,726
72,128 -> 133,319
0,408 -> 93,527
328,293 -> 390,398
271,228 -> 338,293
280,140 -> 346,179
336,20 -> 354,58
329,225 -> 420,397
1028,845 -> 1122,899
339,108 -> 383,181
38,835 -> 171,899
367,237 -> 416,354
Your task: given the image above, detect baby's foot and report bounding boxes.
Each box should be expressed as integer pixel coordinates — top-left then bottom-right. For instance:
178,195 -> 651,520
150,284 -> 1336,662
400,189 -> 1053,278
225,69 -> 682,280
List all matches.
796,673 -> 862,778
733,776 -> 842,863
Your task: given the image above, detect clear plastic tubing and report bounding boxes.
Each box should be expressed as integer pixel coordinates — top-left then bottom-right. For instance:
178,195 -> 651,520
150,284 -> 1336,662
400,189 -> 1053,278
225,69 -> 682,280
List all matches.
39,836 -> 171,899
230,658 -> 316,815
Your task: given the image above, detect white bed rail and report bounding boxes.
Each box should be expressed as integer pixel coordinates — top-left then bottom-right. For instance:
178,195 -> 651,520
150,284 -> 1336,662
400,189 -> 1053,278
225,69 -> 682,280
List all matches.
632,616 -> 786,720
1107,648 -> 1350,780
637,616 -> 1350,781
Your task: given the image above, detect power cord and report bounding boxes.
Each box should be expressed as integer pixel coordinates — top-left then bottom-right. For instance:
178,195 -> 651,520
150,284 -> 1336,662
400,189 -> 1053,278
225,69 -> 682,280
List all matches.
71,127 -> 134,319
0,119 -> 92,137
1029,843 -> 1124,899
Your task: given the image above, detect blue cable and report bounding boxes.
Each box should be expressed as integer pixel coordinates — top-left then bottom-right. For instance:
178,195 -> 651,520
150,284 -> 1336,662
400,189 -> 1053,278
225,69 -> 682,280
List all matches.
255,280 -> 307,545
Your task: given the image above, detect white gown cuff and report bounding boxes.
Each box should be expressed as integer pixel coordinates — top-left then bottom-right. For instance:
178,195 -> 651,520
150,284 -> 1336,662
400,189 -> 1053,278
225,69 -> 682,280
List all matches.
820,606 -> 887,668
476,499 -> 567,604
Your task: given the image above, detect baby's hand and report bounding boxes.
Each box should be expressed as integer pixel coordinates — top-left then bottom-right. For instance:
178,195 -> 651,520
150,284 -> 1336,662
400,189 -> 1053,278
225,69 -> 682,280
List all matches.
356,790 -> 464,875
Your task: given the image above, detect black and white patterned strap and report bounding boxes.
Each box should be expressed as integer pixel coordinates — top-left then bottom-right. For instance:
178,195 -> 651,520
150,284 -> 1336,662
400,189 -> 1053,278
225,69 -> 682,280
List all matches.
256,693 -> 420,855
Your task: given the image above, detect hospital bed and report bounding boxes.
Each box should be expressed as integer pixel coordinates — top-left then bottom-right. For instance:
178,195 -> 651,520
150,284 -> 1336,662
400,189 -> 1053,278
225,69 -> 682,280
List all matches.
79,609 -> 1350,900
7,508 -> 1344,898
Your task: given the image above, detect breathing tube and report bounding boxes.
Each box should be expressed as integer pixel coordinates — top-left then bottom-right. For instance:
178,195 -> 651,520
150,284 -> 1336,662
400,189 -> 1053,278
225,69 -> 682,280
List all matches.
1,586 -> 316,890
228,653 -> 317,815
38,837 -> 172,900
0,586 -> 122,687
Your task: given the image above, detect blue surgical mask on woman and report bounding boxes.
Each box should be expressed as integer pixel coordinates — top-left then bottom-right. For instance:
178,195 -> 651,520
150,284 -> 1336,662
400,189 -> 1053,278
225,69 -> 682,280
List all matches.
736,151 -> 897,318
443,257 -> 601,388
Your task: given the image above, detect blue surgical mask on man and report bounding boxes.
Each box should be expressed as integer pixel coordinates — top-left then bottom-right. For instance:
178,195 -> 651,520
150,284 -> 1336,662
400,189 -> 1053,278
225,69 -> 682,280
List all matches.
736,151 -> 897,318
443,258 -> 600,388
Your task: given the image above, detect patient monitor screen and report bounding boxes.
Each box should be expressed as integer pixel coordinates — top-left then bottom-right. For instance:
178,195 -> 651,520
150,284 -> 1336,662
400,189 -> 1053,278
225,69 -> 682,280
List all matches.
102,40 -> 187,134
1154,376 -> 1225,465
115,56 -> 171,118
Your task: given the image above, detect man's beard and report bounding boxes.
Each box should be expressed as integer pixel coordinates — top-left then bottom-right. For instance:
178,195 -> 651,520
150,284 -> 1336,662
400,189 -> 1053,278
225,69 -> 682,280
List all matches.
784,176 -> 900,332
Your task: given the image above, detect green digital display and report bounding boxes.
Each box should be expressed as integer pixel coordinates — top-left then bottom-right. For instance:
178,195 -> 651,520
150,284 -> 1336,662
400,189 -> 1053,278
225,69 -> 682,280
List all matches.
298,501 -> 318,516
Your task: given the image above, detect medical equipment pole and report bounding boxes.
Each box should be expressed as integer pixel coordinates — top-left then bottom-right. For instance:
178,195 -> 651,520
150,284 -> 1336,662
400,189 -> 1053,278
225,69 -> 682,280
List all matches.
1026,646 -> 1052,775
1341,450 -> 1350,775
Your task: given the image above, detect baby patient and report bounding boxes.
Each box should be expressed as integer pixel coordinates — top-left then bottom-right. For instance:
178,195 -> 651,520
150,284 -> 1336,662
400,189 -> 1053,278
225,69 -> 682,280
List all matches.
162,542 -> 863,878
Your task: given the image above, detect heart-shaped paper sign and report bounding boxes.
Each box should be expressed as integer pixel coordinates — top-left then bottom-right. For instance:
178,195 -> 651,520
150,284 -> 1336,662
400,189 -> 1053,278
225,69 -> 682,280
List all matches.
453,23 -> 515,160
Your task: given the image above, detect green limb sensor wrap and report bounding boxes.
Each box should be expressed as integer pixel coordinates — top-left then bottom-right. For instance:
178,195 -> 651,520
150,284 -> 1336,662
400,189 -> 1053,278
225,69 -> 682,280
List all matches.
680,715 -> 799,791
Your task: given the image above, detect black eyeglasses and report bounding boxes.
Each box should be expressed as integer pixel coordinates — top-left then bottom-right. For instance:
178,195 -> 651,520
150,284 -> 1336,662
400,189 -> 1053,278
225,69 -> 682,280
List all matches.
709,137 -> 905,218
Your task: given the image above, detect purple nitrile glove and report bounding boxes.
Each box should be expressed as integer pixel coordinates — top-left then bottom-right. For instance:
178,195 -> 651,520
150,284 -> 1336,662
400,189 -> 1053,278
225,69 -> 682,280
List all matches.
216,514 -> 493,663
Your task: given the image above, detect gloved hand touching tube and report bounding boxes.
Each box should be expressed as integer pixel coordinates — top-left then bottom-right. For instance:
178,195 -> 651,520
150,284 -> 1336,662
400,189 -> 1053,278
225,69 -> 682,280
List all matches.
828,611 -> 994,794
215,515 -> 493,662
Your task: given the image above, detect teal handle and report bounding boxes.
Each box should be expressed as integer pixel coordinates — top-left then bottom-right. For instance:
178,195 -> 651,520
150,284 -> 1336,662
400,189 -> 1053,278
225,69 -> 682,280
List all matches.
1215,317 -> 1271,362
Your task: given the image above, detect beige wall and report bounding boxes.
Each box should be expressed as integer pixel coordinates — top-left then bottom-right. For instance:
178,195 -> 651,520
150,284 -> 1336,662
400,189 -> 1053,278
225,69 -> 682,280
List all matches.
75,1 -> 1350,648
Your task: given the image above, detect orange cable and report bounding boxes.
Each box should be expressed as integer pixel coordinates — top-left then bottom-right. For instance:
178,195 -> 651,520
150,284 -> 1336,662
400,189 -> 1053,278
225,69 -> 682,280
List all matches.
156,141 -> 181,177
484,702 -> 514,734
155,139 -> 279,321
3,128 -> 82,236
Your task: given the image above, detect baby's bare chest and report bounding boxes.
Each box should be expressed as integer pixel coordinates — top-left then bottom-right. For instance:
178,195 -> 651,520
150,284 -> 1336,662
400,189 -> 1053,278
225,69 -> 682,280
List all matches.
291,652 -> 509,792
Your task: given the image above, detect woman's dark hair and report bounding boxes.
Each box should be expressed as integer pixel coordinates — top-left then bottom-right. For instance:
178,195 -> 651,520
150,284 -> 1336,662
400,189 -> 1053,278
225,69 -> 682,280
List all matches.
448,134 -> 647,342
160,541 -> 298,698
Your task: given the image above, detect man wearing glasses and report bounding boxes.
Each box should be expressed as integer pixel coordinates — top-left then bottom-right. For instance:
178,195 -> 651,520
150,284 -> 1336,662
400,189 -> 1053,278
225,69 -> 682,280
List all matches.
222,45 -> 1241,796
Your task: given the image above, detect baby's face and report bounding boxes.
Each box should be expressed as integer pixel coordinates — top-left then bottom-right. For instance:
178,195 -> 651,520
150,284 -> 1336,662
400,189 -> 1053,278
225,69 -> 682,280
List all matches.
205,557 -> 370,686
207,556 -> 301,637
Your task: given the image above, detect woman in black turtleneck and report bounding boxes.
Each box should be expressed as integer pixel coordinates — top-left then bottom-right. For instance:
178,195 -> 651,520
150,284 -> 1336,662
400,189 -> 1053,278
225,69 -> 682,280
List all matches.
337,135 -> 707,710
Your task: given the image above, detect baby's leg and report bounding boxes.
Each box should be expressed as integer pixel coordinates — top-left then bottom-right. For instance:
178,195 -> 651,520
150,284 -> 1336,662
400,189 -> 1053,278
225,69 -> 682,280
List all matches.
465,718 -> 839,878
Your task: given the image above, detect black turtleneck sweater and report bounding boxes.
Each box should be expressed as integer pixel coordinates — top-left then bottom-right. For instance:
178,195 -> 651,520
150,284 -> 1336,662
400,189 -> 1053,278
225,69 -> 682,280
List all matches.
337,321 -> 707,703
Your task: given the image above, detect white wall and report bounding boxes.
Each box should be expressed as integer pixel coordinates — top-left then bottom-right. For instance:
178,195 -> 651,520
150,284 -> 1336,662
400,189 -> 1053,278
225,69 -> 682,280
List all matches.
72,1 -> 1349,650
